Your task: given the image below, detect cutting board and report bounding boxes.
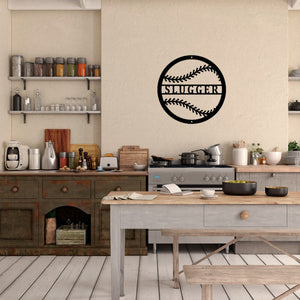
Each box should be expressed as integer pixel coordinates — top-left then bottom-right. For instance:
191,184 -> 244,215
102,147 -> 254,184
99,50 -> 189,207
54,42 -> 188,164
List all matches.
70,144 -> 101,166
119,145 -> 149,171
45,129 -> 71,155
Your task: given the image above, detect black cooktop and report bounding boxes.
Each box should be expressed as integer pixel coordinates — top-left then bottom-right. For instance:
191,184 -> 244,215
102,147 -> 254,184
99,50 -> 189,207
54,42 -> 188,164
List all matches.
149,164 -> 233,168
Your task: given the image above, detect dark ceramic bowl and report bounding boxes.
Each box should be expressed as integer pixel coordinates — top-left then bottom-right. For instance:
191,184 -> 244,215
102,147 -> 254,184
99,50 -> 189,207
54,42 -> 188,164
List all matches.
222,181 -> 257,195
265,186 -> 288,197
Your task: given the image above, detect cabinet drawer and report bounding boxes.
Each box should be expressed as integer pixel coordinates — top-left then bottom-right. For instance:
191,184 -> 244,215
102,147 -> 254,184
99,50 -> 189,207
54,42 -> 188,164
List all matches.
94,177 -> 144,199
0,179 -> 37,199
42,180 -> 91,199
204,205 -> 287,227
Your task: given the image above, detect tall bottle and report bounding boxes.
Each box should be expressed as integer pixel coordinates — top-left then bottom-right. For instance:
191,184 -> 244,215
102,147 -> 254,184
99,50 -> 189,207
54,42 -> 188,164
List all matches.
90,90 -> 98,111
34,89 -> 41,111
12,89 -> 22,111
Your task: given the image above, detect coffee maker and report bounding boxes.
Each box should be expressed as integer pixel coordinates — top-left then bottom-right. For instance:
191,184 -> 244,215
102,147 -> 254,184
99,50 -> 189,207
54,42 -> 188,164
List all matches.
5,140 -> 29,170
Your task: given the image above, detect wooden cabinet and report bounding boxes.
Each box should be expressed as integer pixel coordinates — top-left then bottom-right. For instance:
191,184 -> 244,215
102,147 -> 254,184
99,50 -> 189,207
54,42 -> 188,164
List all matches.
94,176 -> 147,255
0,173 -> 147,255
236,172 -> 298,191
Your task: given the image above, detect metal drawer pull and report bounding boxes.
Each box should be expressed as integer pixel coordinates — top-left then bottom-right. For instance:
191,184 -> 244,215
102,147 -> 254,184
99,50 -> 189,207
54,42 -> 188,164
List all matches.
240,211 -> 249,220
11,186 -> 19,193
61,186 -> 68,193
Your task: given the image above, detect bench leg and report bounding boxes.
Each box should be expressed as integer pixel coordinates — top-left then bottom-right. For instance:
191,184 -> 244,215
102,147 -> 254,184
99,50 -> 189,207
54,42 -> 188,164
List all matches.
202,284 -> 212,300
173,235 -> 179,289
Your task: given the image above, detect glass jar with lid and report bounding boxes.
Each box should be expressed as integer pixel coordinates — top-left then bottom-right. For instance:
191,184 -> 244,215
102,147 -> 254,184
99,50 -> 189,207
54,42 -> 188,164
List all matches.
94,65 -> 100,77
45,57 -> 54,76
88,64 -> 94,77
55,57 -> 65,77
67,57 -> 76,77
34,57 -> 44,76
77,57 -> 86,77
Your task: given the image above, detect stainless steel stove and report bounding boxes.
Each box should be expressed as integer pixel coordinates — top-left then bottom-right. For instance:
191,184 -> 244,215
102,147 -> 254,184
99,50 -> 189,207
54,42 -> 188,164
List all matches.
148,164 -> 235,192
148,162 -> 235,252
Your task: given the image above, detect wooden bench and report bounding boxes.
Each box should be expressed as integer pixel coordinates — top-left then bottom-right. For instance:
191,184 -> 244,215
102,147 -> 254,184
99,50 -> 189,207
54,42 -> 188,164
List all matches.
161,228 -> 300,289
183,265 -> 300,300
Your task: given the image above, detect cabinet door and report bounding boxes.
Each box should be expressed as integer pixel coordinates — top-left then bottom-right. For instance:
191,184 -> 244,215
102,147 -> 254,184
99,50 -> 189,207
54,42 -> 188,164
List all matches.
94,176 -> 146,254
0,203 -> 38,247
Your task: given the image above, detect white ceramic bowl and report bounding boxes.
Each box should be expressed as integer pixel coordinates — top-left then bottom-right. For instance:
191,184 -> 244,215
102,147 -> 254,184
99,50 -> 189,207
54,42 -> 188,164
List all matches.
133,164 -> 146,171
263,152 -> 282,165
201,189 -> 215,196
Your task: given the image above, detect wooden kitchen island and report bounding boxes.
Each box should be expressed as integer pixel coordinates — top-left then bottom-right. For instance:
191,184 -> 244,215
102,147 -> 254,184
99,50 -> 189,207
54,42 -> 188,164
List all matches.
0,170 -> 147,255
102,191 -> 300,300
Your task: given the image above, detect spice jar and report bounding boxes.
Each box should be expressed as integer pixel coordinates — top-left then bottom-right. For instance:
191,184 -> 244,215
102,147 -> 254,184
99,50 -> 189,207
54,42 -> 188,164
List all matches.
77,57 -> 87,77
34,57 -> 44,76
59,152 -> 67,168
55,57 -> 65,77
88,65 -> 94,77
94,65 -> 100,77
68,152 -> 76,169
45,57 -> 54,76
67,57 -> 76,77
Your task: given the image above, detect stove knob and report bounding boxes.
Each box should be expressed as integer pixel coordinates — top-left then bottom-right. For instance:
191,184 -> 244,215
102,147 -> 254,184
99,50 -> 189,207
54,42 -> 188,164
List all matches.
217,176 -> 223,182
172,176 -> 178,182
223,176 -> 229,181
204,176 -> 210,182
179,176 -> 185,182
210,176 -> 216,181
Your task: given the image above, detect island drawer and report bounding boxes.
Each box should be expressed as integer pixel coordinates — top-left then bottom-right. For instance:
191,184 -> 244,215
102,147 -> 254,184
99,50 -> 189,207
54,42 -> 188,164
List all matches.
0,179 -> 38,199
204,205 -> 287,227
42,179 -> 91,199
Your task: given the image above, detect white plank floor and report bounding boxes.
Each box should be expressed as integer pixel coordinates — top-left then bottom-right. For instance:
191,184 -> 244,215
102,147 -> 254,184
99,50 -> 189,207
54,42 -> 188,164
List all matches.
0,244 -> 299,300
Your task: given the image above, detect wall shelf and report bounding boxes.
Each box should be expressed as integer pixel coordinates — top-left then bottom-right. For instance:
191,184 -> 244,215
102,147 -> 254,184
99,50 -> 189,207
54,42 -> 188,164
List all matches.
9,110 -> 101,124
9,76 -> 100,90
8,0 -> 101,10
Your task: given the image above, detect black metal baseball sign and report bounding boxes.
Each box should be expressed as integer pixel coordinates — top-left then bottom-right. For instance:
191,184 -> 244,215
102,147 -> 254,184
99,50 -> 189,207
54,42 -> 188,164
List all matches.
157,55 -> 226,124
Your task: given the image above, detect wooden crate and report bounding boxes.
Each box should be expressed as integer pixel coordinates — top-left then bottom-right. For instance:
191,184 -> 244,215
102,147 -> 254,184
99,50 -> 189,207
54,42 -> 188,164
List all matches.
118,145 -> 149,171
56,225 -> 86,245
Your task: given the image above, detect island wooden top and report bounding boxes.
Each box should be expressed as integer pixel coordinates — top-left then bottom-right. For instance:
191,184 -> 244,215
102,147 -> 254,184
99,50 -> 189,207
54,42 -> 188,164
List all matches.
102,191 -> 300,205
0,170 -> 148,176
232,165 -> 300,173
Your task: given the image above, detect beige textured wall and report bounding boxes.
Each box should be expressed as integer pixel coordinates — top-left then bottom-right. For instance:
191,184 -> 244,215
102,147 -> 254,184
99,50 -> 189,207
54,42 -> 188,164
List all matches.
0,0 -> 12,170
288,10 -> 300,144
10,10 -> 101,152
101,0 -> 288,163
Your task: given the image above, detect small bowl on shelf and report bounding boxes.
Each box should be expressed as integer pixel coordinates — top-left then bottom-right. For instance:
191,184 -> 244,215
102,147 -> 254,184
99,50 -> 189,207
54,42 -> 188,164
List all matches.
265,186 -> 288,197
133,163 -> 146,171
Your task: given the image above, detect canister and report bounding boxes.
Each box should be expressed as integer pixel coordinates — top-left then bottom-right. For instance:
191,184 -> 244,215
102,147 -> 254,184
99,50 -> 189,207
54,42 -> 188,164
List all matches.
67,57 -> 76,77
68,152 -> 76,169
77,57 -> 86,77
59,152 -> 67,168
24,62 -> 34,77
94,64 -> 100,77
45,57 -> 54,76
29,148 -> 40,170
88,65 -> 94,77
232,148 -> 248,166
55,57 -> 65,77
11,55 -> 23,77
34,57 -> 44,76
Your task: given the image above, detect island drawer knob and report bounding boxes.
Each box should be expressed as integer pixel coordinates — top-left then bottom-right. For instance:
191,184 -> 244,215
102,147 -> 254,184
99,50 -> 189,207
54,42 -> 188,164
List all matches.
240,211 -> 249,220
11,186 -> 19,193
61,186 -> 68,193
115,186 -> 121,191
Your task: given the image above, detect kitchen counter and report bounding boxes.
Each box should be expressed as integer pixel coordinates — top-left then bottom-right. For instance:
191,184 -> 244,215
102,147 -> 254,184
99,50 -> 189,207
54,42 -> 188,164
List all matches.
232,165 -> 300,173
0,170 -> 148,176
